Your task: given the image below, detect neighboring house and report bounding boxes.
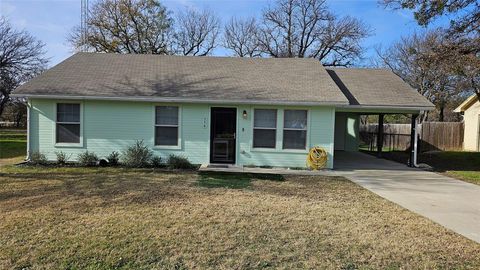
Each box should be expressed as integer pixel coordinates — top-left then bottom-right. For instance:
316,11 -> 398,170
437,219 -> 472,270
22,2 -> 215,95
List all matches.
13,53 -> 433,169
454,94 -> 480,152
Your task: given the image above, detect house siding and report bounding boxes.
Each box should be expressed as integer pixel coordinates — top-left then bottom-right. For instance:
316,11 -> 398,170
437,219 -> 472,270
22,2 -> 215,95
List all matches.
463,101 -> 480,151
29,99 -> 335,168
333,112 -> 359,152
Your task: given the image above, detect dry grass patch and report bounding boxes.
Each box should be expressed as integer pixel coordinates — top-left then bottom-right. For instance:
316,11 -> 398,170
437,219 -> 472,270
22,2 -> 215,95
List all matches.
0,167 -> 479,269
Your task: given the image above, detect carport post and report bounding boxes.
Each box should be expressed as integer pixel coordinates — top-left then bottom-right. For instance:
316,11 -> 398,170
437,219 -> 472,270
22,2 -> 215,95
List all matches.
408,114 -> 418,167
377,114 -> 384,157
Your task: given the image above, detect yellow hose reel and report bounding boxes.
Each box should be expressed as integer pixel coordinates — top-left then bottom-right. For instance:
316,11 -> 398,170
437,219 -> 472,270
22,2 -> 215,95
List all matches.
306,146 -> 328,170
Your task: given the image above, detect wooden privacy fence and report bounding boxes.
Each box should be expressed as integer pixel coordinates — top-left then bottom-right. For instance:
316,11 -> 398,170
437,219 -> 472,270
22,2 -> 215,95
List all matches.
360,122 -> 464,152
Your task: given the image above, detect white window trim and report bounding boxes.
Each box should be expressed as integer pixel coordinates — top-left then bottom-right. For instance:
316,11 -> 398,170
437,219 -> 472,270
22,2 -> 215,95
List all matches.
282,109 -> 309,150
54,102 -> 84,148
252,108 -> 278,150
153,105 -> 182,150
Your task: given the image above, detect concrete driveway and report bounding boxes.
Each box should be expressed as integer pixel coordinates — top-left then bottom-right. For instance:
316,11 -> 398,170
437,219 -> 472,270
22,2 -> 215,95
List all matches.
334,151 -> 480,244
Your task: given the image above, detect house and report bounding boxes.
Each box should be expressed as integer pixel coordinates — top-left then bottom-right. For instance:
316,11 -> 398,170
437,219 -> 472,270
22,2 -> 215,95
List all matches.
454,94 -> 480,151
13,53 -> 434,169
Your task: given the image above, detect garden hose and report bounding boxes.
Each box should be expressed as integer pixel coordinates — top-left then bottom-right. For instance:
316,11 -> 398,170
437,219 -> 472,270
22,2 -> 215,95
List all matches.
306,146 -> 328,170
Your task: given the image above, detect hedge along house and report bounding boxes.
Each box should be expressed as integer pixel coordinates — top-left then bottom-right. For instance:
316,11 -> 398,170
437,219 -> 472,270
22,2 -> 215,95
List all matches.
13,53 -> 434,169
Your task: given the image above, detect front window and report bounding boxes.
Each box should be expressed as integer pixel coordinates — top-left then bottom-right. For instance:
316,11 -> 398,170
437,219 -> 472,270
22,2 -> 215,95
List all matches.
155,106 -> 179,146
56,103 -> 81,143
283,110 -> 307,149
253,109 -> 277,148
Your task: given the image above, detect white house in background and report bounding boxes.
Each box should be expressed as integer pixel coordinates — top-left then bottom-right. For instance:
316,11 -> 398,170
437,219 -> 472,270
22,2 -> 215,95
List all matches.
455,94 -> 480,152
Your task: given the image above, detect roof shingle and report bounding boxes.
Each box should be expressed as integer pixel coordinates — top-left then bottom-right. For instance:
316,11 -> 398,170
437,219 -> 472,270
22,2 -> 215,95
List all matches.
14,53 -> 434,109
326,68 -> 433,108
14,52 -> 349,105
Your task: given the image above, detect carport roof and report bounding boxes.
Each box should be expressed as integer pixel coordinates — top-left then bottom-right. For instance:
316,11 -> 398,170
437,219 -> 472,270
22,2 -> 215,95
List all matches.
326,68 -> 434,110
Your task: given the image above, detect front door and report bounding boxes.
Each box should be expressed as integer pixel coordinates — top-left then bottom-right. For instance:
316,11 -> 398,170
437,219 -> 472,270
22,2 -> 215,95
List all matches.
210,107 -> 236,164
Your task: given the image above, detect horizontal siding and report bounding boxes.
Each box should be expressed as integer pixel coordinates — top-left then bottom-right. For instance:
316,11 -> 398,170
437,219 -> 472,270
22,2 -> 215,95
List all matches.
237,105 -> 335,168
29,99 -> 335,168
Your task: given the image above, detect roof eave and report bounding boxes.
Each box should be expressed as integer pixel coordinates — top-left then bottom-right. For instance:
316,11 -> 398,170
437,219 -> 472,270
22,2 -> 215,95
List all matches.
12,93 -> 350,107
454,94 -> 478,113
336,104 -> 435,112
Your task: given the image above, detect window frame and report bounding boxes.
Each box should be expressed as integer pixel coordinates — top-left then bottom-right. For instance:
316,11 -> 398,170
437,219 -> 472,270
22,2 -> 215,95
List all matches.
252,108 -> 277,149
54,102 -> 83,147
153,105 -> 181,149
282,109 -> 309,150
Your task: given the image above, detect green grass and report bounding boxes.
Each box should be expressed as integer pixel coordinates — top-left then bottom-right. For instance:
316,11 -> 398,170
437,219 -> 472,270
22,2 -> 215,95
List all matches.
446,171 -> 480,185
198,172 -> 284,189
0,129 -> 27,159
1,167 -> 479,269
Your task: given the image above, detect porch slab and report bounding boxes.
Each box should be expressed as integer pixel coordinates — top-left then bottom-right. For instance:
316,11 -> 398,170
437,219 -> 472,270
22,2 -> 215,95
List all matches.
199,164 -> 336,176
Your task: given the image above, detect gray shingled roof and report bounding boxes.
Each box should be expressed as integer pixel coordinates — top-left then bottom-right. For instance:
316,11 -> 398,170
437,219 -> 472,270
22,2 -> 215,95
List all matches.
326,68 -> 433,108
14,52 -> 349,105
14,53 -> 434,109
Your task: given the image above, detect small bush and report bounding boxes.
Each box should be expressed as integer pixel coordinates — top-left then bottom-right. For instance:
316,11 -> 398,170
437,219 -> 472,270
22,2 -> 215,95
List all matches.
77,151 -> 98,166
122,140 -> 153,168
107,151 -> 120,166
150,156 -> 163,167
55,151 -> 71,165
30,151 -> 48,165
98,159 -> 108,167
167,154 -> 195,170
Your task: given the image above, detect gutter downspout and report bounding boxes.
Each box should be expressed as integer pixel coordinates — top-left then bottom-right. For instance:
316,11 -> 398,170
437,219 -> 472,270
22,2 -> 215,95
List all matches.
413,116 -> 418,167
26,100 -> 30,161
408,113 -> 419,167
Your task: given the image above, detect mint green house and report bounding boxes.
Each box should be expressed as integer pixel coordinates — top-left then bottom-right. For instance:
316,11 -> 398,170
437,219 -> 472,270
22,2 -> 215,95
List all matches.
13,53 -> 433,169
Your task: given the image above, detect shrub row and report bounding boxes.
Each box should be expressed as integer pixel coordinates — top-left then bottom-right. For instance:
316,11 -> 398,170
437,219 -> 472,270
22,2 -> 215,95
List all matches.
29,140 -> 195,169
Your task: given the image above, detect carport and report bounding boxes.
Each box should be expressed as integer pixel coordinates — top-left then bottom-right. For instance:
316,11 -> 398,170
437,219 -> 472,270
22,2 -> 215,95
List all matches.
326,68 -> 434,168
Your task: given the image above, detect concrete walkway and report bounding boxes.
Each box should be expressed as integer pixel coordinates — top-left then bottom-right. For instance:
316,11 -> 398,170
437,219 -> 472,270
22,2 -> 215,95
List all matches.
334,151 -> 480,244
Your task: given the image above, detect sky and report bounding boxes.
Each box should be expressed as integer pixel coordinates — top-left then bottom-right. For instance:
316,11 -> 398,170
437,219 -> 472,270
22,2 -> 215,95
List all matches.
0,0 -> 450,67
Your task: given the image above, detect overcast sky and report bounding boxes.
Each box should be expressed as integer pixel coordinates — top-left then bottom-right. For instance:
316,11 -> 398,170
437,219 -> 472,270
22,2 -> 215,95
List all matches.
1,0 -> 449,67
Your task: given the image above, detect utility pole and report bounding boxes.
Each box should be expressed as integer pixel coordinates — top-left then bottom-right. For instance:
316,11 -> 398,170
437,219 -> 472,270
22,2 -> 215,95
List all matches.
80,0 -> 88,51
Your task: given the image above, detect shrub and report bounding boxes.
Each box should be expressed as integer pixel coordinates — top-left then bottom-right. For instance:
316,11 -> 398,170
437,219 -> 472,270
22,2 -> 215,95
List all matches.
107,151 -> 120,166
30,151 -> 48,165
98,159 -> 108,167
55,151 -> 71,165
77,151 -> 98,166
150,156 -> 163,167
121,140 -> 153,168
167,154 -> 195,170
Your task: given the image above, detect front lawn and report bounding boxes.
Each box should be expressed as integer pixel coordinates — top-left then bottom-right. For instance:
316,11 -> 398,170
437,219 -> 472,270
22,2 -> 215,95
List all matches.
1,167 -> 479,269
362,150 -> 480,185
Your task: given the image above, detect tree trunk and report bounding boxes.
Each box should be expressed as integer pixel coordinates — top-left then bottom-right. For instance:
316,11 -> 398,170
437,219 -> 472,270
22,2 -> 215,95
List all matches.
0,98 -> 7,117
439,106 -> 445,122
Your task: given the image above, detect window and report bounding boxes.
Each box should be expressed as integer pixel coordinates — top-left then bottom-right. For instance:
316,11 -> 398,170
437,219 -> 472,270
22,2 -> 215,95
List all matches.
56,103 -> 81,143
253,109 -> 276,148
283,110 -> 307,149
155,106 -> 179,146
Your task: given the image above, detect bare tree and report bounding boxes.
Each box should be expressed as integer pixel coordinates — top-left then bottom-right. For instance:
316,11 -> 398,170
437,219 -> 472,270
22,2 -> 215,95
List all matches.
69,0 -> 174,54
0,100 -> 27,127
0,18 -> 47,116
380,0 -> 480,101
377,30 -> 461,121
174,8 -> 221,56
224,17 -> 261,57
381,0 -> 479,36
257,0 -> 370,66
